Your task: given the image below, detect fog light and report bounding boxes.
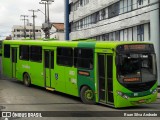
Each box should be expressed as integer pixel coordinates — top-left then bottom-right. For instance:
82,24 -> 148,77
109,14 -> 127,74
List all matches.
117,91 -> 123,96
152,89 -> 157,94
123,95 -> 129,99
117,91 -> 129,99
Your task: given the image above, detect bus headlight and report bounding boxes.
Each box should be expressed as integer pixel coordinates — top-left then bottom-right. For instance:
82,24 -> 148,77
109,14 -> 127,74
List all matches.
117,91 -> 130,99
152,89 -> 157,94
117,91 -> 123,96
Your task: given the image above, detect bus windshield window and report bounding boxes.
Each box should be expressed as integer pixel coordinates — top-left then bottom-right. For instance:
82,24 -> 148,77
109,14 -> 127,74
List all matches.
117,53 -> 157,83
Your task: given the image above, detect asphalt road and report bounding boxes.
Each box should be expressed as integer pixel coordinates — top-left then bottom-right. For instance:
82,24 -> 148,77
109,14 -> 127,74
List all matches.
0,57 -> 160,120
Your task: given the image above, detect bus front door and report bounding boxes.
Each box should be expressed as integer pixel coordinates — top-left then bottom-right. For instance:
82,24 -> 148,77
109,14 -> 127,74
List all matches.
98,54 -> 114,104
44,50 -> 55,89
11,47 -> 17,78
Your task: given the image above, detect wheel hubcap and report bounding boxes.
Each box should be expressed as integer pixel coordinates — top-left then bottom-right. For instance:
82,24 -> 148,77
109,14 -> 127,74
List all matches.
85,89 -> 93,100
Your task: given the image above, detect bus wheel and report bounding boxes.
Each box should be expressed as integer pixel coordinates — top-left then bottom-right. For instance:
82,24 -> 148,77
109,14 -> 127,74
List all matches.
23,73 -> 31,87
80,86 -> 95,104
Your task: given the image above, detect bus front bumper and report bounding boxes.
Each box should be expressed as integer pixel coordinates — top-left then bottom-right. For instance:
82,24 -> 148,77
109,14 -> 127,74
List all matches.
115,92 -> 158,108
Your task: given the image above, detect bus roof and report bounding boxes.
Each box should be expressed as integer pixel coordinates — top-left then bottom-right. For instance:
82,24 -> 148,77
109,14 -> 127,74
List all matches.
3,40 -> 153,49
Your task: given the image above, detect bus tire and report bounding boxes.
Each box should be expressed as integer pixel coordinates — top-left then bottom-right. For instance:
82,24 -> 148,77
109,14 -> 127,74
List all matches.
80,86 -> 95,104
23,73 -> 31,87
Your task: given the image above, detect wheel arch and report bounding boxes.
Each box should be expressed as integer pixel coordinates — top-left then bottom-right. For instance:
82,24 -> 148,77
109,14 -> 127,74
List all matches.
23,72 -> 28,78
23,72 -> 31,86
79,84 -> 93,96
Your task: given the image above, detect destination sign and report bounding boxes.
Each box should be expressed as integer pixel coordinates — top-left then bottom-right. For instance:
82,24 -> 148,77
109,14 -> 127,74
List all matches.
123,77 -> 141,83
117,44 -> 154,53
124,45 -> 146,50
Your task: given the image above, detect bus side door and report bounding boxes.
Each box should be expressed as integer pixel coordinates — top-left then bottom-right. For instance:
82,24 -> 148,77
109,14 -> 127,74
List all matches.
98,53 -> 114,104
11,47 -> 17,78
44,50 -> 55,89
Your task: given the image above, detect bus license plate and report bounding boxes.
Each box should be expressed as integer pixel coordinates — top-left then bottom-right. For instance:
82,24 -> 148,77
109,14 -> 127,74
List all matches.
138,99 -> 145,103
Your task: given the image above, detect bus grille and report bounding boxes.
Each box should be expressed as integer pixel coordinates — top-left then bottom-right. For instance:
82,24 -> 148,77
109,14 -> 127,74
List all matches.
124,80 -> 156,92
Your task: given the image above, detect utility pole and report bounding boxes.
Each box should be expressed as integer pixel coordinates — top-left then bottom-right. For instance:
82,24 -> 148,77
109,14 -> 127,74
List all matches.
40,0 -> 54,39
65,0 -> 69,40
20,15 -> 28,39
26,19 -> 30,26
39,2 -> 47,23
47,1 -> 51,39
39,1 -> 47,38
29,9 -> 39,40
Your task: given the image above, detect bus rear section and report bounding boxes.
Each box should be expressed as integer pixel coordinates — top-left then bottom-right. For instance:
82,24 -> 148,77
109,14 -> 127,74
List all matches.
114,44 -> 157,108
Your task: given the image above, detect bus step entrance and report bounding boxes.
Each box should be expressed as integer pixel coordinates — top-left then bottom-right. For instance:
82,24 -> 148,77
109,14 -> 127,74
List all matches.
46,87 -> 55,91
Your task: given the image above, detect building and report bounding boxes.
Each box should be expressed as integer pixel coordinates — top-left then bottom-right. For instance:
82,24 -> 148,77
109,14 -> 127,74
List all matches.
5,35 -> 12,40
49,23 -> 65,40
12,25 -> 42,40
66,0 -> 160,84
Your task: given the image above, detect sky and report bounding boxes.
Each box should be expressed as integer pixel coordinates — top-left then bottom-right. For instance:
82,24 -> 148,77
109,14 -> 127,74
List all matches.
0,0 -> 64,40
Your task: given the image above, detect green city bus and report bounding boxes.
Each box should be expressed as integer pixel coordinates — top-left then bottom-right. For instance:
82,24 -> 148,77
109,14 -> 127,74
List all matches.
2,40 -> 158,108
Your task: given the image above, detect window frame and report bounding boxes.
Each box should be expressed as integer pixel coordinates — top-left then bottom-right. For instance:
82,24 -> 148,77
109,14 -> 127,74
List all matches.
19,45 -> 29,61
57,47 -> 74,67
74,48 -> 94,70
4,44 -> 10,58
30,46 -> 42,63
108,1 -> 120,18
137,24 -> 144,41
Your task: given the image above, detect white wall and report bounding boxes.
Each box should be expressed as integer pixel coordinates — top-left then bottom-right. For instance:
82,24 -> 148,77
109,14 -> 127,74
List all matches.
150,0 -> 160,85
50,32 -> 65,40
133,26 -> 137,41
128,28 -> 133,41
50,26 -> 65,40
12,25 -> 42,40
124,29 -> 128,41
70,6 -> 150,39
144,24 -> 149,41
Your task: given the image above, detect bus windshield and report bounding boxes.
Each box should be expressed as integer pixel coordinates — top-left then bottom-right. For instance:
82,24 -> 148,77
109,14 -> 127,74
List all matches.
117,53 -> 157,92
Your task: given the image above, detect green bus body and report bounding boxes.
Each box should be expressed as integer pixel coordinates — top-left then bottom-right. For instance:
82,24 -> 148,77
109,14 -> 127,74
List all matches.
2,40 -> 158,108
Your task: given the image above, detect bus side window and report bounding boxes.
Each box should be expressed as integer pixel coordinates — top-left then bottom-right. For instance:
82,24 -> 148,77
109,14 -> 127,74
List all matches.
30,46 -> 42,62
74,48 -> 93,69
4,44 -> 10,58
57,47 -> 73,67
19,45 -> 29,61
